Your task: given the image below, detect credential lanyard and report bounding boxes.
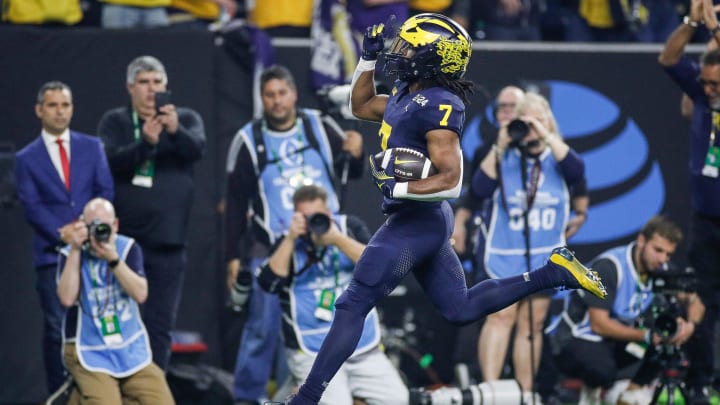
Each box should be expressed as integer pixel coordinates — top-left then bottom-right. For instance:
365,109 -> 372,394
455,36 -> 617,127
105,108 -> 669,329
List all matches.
316,247 -> 340,289
497,154 -> 542,217
87,256 -> 116,318
132,111 -> 156,178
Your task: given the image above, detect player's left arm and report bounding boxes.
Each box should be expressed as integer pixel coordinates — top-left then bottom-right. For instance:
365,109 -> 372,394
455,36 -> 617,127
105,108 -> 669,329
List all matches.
408,129 -> 462,196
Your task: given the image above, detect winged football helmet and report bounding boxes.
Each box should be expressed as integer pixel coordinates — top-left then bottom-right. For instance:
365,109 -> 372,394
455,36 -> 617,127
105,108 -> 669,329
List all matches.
384,13 -> 472,81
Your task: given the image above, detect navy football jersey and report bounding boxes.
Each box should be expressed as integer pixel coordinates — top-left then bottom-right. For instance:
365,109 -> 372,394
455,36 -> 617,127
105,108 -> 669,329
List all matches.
379,81 -> 466,155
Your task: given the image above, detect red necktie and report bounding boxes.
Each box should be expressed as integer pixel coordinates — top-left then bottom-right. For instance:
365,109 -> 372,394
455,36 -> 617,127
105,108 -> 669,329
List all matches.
56,138 -> 70,190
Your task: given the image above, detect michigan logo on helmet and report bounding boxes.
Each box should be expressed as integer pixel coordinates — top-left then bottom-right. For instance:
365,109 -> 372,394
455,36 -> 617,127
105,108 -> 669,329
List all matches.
384,13 -> 472,81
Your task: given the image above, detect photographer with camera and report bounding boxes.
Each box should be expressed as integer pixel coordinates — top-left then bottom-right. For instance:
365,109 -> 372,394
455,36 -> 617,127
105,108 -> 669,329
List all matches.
550,216 -> 704,405
471,92 -> 588,403
224,65 -> 364,404
56,198 -> 173,403
256,184 -> 407,404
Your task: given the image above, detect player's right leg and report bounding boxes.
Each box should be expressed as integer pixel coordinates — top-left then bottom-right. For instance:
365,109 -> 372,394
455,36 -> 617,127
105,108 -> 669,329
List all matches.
417,243 -> 606,324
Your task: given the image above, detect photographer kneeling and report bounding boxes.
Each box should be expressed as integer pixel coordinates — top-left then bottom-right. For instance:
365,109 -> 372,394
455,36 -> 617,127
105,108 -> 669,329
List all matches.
550,216 -> 704,405
57,198 -> 173,404
256,185 -> 407,405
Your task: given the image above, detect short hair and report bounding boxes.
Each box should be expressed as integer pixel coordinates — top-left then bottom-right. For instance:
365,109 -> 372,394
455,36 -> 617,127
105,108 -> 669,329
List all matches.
640,215 -> 683,245
292,184 -> 328,206
126,56 -> 167,85
37,81 -> 72,104
700,49 -> 720,66
260,65 -> 296,92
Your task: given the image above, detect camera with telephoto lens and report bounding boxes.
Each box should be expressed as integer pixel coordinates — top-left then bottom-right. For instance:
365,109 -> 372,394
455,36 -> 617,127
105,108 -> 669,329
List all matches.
507,119 -> 529,144
88,219 -> 112,243
410,380 -> 523,405
81,219 -> 112,251
307,212 -> 331,235
648,265 -> 697,341
507,119 -> 541,150
229,269 -> 252,313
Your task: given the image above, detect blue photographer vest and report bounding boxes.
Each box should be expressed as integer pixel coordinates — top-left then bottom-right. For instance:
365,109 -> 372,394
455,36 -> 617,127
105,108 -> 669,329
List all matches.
240,109 -> 340,244
290,215 -> 380,355
60,235 -> 151,377
561,242 -> 654,342
485,148 -> 570,278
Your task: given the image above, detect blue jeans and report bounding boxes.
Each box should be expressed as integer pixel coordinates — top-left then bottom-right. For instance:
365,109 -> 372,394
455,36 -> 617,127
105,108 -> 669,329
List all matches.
36,264 -> 67,393
233,257 -> 287,401
101,4 -> 168,28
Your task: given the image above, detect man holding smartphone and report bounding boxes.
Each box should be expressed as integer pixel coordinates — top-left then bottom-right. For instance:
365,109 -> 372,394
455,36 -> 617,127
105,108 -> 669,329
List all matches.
97,55 -> 206,370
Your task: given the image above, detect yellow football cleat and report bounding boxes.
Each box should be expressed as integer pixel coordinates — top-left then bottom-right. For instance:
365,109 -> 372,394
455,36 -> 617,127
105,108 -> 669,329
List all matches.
549,246 -> 607,299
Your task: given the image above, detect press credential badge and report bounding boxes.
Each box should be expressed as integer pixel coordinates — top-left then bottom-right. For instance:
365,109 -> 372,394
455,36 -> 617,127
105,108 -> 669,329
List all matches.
100,314 -> 124,346
702,146 -> 720,178
314,288 -> 335,322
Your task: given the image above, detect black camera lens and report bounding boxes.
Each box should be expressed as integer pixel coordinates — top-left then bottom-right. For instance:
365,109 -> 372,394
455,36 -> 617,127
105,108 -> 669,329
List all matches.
507,119 -> 530,143
653,313 -> 678,339
88,220 -> 112,243
307,213 -> 331,235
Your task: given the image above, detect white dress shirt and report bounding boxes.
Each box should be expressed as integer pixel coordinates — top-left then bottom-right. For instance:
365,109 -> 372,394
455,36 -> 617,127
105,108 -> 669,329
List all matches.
41,129 -> 71,185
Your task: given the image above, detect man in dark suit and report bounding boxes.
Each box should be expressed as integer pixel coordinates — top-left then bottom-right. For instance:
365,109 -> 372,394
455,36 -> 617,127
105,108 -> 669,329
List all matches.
14,81 -> 114,393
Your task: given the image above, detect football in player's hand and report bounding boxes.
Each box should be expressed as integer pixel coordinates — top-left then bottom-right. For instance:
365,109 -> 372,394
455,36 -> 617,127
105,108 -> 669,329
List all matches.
373,147 -> 438,182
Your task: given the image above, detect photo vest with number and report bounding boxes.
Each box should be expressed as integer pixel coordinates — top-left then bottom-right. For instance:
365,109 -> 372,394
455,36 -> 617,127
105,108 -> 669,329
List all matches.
559,242 -> 654,342
242,109 -> 339,245
485,148 -> 570,279
289,215 -> 380,356
60,235 -> 151,377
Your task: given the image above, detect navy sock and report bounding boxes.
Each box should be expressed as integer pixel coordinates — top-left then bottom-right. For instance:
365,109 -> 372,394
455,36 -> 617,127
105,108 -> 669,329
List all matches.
529,260 -> 572,289
467,263 -> 562,317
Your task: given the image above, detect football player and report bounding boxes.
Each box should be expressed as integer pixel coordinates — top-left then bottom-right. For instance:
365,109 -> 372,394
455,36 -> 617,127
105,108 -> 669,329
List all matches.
288,14 -> 608,405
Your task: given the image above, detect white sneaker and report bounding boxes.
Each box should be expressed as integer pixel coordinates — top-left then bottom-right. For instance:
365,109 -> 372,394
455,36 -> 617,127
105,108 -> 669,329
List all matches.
604,379 -> 631,404
522,391 -> 543,405
579,385 -> 602,405
617,387 -> 652,405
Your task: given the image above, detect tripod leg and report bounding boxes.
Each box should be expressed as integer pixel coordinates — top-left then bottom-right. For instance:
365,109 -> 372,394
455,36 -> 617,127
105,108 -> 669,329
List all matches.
677,384 -> 689,405
651,384 -> 665,405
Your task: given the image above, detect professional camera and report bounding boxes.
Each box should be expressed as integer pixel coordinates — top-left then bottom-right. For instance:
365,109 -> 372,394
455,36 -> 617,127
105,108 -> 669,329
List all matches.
507,119 -> 529,144
87,219 -> 112,243
506,119 -> 540,150
229,269 -> 252,313
643,266 -> 696,404
307,212 -> 331,235
410,380 -> 523,405
648,266 -> 697,341
316,84 -> 354,120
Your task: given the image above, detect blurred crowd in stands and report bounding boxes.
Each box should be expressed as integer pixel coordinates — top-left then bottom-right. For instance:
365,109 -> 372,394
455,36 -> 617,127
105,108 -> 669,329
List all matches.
0,0 -> 712,43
